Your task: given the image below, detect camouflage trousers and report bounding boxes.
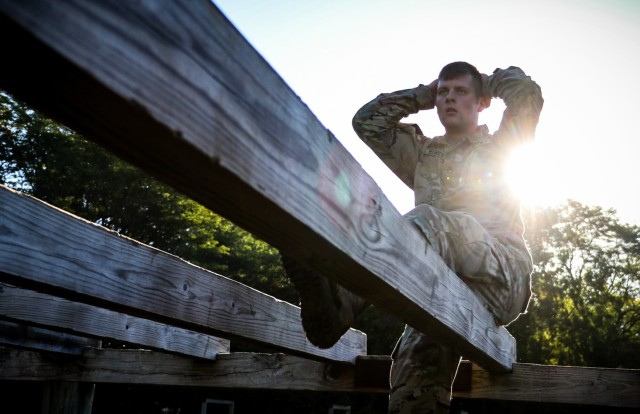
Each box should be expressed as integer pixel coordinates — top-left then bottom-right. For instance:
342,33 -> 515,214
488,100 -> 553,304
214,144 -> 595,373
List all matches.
389,326 -> 460,414
388,204 -> 532,414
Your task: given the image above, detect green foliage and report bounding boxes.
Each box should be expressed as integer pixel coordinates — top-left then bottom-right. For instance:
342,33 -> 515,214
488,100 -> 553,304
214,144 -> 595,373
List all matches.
511,201 -> 640,368
0,91 -> 295,304
353,306 -> 404,355
1,91 -> 393,352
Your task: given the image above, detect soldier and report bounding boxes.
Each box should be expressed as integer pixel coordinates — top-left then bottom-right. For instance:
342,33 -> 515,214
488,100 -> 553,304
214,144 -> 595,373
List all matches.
283,62 -> 543,413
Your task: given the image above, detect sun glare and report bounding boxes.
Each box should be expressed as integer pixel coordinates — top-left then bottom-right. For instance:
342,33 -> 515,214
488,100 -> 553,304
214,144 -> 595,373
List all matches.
506,141 -> 564,207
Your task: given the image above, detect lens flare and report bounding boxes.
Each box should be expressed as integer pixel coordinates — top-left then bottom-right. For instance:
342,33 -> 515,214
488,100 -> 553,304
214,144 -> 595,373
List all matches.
506,142 -> 560,207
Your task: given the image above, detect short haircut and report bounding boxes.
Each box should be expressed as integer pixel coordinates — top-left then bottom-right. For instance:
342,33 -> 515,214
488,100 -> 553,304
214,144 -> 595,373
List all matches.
438,61 -> 484,99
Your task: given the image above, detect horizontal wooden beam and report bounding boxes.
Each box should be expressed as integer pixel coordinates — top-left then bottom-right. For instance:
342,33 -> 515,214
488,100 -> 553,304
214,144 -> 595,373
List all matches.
0,320 -> 99,356
0,283 -> 230,360
354,356 -> 640,408
455,361 -> 640,408
0,186 -> 366,362
2,347 -> 638,408
0,347 -> 370,393
0,0 -> 514,370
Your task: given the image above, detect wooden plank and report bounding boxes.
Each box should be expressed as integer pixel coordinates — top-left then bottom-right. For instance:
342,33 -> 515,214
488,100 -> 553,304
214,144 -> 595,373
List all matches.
2,347 -> 638,408
0,186 -> 366,362
0,347 -> 373,393
0,321 -> 99,414
0,0 -> 515,370
0,320 -> 98,356
354,356 -> 470,393
0,283 -> 230,360
454,362 -> 640,408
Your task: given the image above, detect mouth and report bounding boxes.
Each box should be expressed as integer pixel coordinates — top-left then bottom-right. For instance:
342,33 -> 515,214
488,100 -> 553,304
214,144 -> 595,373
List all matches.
445,108 -> 457,115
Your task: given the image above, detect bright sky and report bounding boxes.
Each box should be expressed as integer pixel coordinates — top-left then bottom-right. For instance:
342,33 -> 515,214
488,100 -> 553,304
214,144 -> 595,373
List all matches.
214,0 -> 640,225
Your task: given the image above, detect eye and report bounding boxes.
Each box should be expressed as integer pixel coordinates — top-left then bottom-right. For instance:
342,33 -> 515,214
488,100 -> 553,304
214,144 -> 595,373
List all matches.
456,88 -> 468,95
437,89 -> 448,96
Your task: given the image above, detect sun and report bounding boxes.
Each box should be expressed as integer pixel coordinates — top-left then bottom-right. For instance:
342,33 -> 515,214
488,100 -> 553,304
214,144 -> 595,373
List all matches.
505,141 -> 565,207
481,102 -> 563,207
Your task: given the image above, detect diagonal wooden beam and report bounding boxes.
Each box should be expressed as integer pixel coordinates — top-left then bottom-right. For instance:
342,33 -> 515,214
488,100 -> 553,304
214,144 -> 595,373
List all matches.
0,0 -> 515,370
0,186 -> 366,362
0,283 -> 230,360
0,320 -> 98,356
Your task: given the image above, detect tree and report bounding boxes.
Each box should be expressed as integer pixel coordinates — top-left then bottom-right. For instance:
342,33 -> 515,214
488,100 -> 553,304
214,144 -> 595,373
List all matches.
0,91 -> 295,304
1,91 -> 407,353
510,201 -> 640,368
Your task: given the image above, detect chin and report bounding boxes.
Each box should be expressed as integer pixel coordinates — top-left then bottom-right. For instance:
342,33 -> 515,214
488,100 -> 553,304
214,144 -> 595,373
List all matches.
442,121 -> 461,130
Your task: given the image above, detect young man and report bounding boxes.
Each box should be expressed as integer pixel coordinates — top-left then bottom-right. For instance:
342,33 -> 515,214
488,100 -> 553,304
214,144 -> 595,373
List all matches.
283,62 -> 543,413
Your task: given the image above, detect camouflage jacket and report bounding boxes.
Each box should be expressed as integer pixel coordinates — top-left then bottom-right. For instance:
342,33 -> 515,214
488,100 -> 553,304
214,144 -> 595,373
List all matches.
352,66 -> 543,245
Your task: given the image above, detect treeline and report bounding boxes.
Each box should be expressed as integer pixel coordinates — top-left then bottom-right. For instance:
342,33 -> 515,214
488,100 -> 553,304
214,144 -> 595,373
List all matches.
1,91 -> 638,367
513,201 -> 640,367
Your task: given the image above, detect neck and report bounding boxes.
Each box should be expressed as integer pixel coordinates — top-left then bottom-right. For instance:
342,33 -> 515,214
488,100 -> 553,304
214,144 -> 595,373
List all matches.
444,126 -> 477,142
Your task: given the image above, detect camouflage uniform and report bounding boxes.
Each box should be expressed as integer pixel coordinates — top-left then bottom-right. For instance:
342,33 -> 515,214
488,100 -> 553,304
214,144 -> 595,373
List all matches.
352,66 -> 543,413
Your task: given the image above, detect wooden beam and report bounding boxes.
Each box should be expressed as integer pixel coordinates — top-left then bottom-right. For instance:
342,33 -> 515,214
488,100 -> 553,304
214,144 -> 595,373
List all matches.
0,322 -> 101,414
353,357 -> 640,408
1,320 -> 100,414
455,361 -> 640,408
2,348 -> 638,408
0,283 -> 230,360
0,347 -> 373,393
0,320 -> 98,356
0,0 -> 515,371
0,186 -> 366,362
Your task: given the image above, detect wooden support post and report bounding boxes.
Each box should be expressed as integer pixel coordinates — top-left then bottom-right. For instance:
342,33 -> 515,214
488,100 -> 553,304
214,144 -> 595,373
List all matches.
0,325 -> 101,414
42,381 -> 95,414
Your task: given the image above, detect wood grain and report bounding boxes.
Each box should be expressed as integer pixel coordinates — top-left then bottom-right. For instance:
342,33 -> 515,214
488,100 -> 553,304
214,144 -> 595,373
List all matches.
0,186 -> 366,362
2,348 -> 638,407
0,283 -> 230,359
0,0 -> 514,370
455,362 -> 640,408
0,320 -> 98,355
0,347 -> 363,393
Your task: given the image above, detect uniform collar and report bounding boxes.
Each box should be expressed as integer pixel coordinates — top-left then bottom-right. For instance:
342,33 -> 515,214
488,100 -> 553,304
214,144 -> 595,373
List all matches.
467,124 -> 490,144
440,124 -> 490,148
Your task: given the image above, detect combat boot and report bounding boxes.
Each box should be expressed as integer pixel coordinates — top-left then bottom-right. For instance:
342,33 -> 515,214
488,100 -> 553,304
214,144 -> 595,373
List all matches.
281,254 -> 369,348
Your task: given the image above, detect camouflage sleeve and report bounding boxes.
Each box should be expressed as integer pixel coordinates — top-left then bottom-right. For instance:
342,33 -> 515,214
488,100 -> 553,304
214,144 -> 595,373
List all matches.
352,84 -> 434,189
486,66 -> 544,146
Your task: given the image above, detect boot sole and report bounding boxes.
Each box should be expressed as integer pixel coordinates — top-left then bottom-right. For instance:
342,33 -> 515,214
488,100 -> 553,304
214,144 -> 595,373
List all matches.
281,255 -> 350,348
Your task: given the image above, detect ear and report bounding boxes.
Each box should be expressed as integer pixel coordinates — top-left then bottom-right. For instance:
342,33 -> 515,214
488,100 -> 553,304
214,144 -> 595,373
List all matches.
478,96 -> 491,112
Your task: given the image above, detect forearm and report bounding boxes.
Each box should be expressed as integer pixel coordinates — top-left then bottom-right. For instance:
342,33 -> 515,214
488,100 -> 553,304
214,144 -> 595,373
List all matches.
486,66 -> 542,106
352,84 -> 433,189
486,67 -> 544,143
352,84 -> 434,143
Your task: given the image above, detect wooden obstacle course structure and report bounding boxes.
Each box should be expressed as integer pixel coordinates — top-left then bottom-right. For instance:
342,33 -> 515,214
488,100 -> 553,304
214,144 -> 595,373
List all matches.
0,0 -> 516,371
0,0 -> 638,412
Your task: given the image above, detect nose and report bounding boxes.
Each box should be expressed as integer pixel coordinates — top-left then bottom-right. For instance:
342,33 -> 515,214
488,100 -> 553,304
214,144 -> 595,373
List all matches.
445,91 -> 456,102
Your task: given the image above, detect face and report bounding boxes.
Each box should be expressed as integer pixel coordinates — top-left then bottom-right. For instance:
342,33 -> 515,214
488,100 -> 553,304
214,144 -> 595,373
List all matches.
435,74 -> 485,137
